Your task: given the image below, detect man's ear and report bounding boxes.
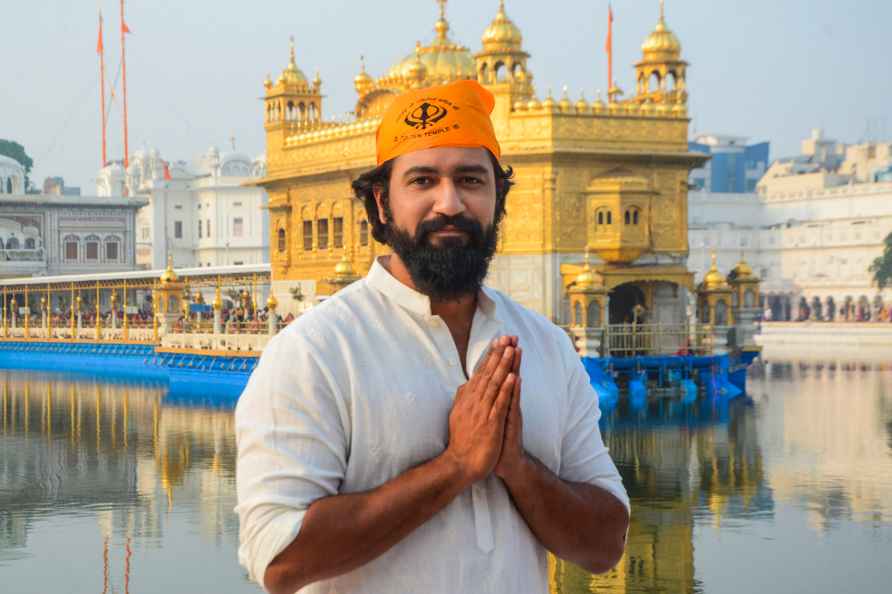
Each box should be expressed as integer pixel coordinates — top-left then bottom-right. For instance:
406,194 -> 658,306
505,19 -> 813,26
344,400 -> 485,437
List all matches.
373,185 -> 388,225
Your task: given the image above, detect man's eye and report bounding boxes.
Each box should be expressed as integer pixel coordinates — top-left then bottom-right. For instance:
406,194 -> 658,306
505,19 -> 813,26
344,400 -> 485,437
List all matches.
460,176 -> 483,185
410,177 -> 434,186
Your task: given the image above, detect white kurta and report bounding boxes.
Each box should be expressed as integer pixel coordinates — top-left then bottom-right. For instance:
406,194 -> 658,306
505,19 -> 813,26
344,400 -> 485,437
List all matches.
235,257 -> 629,593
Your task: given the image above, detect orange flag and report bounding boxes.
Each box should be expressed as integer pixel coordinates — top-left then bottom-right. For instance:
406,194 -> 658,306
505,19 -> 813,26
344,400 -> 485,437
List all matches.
121,18 -> 132,34
97,14 -> 104,54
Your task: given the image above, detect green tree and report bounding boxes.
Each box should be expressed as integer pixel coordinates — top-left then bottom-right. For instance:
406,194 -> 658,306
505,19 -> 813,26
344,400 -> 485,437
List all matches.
869,232 -> 892,289
0,139 -> 34,191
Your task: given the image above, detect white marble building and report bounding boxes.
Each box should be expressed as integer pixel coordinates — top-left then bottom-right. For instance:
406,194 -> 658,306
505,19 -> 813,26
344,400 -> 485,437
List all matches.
0,155 -> 26,195
688,131 -> 892,321
97,147 -> 268,270
0,194 -> 145,279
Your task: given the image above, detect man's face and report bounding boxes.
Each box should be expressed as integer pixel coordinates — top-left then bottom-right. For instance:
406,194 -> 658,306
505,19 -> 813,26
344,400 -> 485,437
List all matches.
374,146 -> 501,300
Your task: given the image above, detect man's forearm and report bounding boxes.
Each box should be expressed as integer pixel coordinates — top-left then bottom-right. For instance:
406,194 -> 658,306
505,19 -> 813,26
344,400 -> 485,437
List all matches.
501,455 -> 629,574
264,452 -> 467,594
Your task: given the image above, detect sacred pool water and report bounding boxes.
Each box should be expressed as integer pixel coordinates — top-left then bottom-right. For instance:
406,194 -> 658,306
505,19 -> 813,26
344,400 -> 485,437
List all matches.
1,349 -> 891,593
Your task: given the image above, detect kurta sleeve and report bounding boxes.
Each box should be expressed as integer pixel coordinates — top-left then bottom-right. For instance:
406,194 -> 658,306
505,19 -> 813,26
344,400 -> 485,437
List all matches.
556,332 -> 630,513
234,329 -> 350,588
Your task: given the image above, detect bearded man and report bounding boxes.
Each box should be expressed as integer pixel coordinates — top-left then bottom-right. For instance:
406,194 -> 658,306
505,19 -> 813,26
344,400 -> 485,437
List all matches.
235,80 -> 629,594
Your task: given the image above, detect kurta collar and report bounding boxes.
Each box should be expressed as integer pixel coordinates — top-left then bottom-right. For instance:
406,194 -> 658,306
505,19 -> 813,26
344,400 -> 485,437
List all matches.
366,256 -> 500,323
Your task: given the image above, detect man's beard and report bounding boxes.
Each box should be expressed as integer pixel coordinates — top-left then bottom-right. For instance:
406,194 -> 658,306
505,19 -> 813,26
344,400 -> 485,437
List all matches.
385,213 -> 499,301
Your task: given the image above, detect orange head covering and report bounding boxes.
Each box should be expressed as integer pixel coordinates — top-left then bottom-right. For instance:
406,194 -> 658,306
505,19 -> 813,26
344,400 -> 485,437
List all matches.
376,79 -> 501,166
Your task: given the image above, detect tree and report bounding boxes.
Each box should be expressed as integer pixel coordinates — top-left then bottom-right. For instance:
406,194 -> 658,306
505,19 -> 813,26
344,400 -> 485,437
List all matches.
0,139 -> 34,191
869,232 -> 892,289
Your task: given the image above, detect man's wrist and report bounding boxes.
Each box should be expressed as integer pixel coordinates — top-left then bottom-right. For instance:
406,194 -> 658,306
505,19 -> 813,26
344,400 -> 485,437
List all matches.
498,452 -> 536,489
436,448 -> 474,492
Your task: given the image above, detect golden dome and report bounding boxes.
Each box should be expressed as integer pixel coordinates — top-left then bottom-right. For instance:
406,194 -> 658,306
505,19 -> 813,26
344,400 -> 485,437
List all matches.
405,42 -> 429,87
386,1 -> 475,85
481,0 -> 523,51
354,56 -> 373,94
702,254 -> 728,290
160,255 -> 178,284
730,258 -> 756,281
266,293 -> 279,309
575,92 -> 588,113
334,254 -> 356,278
573,250 -> 603,291
278,37 -> 309,86
542,89 -> 556,110
641,2 -> 682,60
558,86 -> 572,113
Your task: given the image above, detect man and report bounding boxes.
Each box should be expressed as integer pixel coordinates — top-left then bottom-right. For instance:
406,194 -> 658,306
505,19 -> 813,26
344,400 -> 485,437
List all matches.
236,80 -> 629,594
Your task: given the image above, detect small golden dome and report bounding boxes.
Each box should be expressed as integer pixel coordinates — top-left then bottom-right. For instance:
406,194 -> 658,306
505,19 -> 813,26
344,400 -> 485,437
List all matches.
481,0 -> 523,51
573,250 -> 602,290
279,37 -> 309,86
527,97 -> 541,110
405,42 -> 429,86
354,56 -> 373,94
558,86 -> 572,113
702,254 -> 728,290
160,255 -> 178,284
641,2 -> 682,59
334,254 -> 355,277
386,1 -> 476,85
575,92 -> 588,113
263,73 -> 273,90
542,90 -> 556,110
266,293 -> 279,309
730,258 -> 756,281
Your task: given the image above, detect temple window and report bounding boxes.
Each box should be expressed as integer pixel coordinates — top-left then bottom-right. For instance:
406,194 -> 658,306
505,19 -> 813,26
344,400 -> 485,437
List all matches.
317,219 -> 329,249
333,217 -> 344,248
85,235 -> 100,261
105,240 -> 119,262
277,228 -> 287,253
64,236 -> 79,261
303,221 -> 313,251
360,220 -> 369,246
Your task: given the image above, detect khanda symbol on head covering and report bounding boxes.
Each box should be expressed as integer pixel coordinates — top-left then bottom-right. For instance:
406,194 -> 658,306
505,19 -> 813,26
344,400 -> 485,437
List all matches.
404,101 -> 449,130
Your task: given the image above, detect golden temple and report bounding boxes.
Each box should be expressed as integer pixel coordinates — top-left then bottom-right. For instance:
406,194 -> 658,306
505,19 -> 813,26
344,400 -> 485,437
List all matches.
258,0 -> 707,326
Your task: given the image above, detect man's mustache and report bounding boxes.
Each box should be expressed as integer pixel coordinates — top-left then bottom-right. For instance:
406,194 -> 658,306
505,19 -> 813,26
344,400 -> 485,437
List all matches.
416,214 -> 483,243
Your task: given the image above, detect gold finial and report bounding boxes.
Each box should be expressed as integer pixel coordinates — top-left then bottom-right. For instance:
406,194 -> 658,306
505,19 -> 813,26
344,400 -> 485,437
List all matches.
359,54 -> 367,73
434,0 -> 450,42
660,0 -> 666,23
584,246 -> 592,267
288,35 -> 296,66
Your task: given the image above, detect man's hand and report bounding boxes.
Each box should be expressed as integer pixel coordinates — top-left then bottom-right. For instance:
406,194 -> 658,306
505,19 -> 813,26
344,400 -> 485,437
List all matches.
444,336 -> 517,486
495,343 -> 526,481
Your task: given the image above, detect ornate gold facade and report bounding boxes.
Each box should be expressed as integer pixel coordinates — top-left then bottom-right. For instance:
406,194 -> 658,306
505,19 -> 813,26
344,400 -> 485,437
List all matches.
259,1 -> 706,321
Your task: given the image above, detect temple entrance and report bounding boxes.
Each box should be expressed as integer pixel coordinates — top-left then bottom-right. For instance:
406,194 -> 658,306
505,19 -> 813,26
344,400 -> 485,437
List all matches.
609,283 -> 646,324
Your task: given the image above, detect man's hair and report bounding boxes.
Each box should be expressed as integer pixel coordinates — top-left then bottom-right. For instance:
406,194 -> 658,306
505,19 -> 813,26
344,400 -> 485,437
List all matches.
351,151 -> 514,244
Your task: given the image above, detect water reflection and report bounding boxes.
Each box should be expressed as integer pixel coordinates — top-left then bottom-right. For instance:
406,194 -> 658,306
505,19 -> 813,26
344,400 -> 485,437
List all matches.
0,371 -> 250,594
1,358 -> 891,594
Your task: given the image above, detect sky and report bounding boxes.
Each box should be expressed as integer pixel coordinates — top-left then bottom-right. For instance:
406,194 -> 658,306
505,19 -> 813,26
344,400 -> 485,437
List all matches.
3,0 -> 890,192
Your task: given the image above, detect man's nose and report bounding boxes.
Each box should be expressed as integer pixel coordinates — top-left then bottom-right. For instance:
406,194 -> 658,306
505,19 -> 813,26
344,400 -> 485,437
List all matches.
432,179 -> 466,217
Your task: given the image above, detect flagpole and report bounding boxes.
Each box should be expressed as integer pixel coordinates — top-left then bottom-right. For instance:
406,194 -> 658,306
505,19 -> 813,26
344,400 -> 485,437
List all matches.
120,0 -> 130,169
607,3 -> 611,95
98,11 -> 107,168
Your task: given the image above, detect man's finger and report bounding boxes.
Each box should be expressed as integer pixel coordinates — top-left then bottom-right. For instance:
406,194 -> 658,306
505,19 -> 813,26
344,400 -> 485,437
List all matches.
512,346 -> 522,375
482,345 -> 514,407
470,338 -> 504,390
489,372 -> 515,421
